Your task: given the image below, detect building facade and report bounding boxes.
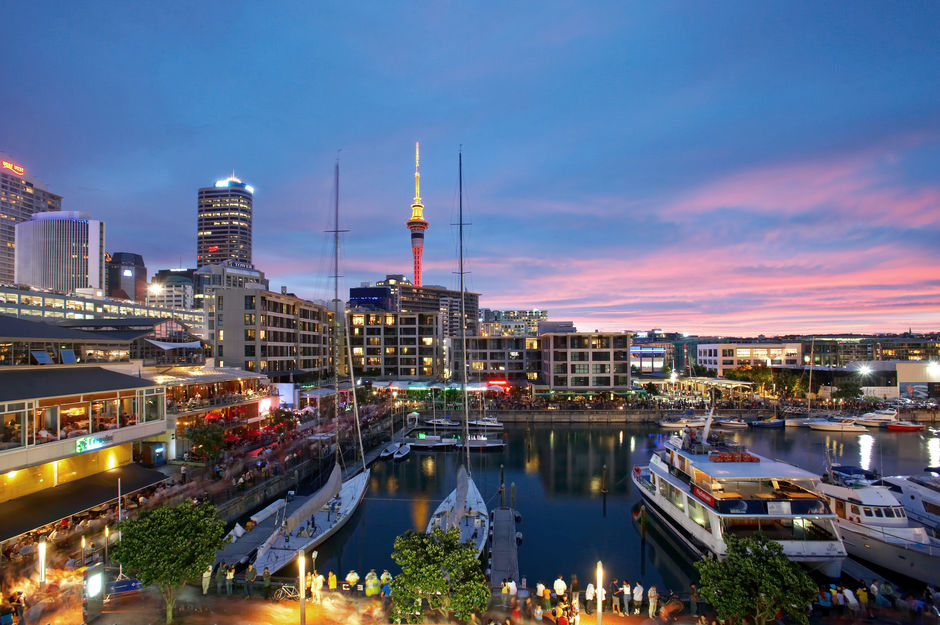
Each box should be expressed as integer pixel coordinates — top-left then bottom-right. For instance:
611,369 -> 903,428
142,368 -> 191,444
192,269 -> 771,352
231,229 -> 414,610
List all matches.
697,342 -> 802,377
206,286 -> 330,380
463,336 -> 541,384
354,274 -> 480,338
106,252 -> 147,303
348,311 -> 443,379
197,176 -> 253,268
15,211 -> 105,293
0,156 -> 62,285
540,332 -> 632,391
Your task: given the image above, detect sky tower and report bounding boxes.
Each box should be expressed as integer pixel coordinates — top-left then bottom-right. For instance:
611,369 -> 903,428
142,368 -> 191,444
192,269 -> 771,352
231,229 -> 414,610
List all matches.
406,142 -> 429,286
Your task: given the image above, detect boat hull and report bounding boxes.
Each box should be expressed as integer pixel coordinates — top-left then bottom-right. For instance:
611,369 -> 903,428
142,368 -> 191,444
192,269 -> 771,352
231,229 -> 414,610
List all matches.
427,475 -> 489,557
808,423 -> 867,432
253,469 -> 371,574
839,524 -> 940,587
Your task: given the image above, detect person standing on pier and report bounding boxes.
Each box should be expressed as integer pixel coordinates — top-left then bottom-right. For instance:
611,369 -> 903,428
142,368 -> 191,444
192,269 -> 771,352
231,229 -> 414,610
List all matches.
201,564 -> 212,595
632,581 -> 644,615
216,562 -> 226,595
225,565 -> 234,595
648,585 -> 659,618
584,582 -> 594,615
263,568 -> 271,599
610,578 -> 622,615
244,563 -> 258,598
542,583 -> 552,611
313,570 -> 325,604
553,575 -> 567,605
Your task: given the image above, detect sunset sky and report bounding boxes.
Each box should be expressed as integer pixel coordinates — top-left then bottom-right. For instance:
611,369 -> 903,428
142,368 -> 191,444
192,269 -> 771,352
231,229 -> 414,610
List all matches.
2,2 -> 938,336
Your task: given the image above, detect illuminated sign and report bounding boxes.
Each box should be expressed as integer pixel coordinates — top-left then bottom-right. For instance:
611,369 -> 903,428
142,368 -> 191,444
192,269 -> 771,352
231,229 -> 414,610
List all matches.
693,485 -> 716,508
207,246 -> 219,253
122,269 -> 133,277
2,160 -> 25,176
75,434 -> 114,454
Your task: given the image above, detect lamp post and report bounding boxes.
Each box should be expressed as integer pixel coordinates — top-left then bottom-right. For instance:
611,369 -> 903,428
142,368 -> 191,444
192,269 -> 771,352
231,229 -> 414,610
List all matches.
298,550 -> 306,625
38,540 -> 47,590
104,526 -> 109,566
596,560 -> 603,625
81,536 -> 86,566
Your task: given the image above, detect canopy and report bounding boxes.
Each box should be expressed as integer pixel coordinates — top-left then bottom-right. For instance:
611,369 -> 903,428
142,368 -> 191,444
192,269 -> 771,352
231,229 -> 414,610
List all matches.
450,465 -> 469,530
145,339 -> 203,350
283,463 -> 342,536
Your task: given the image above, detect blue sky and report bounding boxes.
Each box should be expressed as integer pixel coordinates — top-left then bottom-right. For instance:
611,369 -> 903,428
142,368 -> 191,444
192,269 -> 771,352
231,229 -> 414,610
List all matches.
2,2 -> 939,334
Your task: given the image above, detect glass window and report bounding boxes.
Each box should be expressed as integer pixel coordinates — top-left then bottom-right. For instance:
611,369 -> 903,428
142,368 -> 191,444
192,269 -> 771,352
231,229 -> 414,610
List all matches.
0,405 -> 26,451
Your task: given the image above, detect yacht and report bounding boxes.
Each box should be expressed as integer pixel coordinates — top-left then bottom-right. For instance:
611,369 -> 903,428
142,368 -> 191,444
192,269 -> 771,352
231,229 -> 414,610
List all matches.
873,471 -> 940,532
807,418 -> 867,432
457,434 -> 505,450
854,411 -> 899,427
427,465 -> 489,557
715,418 -> 749,429
424,417 -> 463,429
468,416 -> 504,430
632,433 -> 846,578
818,465 -> 940,587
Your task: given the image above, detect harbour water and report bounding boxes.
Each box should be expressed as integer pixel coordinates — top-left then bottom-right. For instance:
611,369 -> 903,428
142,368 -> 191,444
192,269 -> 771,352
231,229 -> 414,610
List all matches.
310,422 -> 939,592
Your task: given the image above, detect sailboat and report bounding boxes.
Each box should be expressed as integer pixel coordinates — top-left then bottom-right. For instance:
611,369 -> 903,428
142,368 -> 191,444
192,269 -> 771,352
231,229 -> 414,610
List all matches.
425,149 -> 490,557
252,159 -> 371,574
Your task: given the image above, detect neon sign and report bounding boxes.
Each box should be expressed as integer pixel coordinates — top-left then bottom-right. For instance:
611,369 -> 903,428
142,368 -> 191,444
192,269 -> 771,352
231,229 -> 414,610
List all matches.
75,434 -> 114,454
2,161 -> 25,176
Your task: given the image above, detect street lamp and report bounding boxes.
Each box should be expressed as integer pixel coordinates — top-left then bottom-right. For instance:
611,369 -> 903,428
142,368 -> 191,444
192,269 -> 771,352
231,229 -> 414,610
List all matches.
298,550 -> 306,625
38,540 -> 47,590
81,536 -> 86,566
596,560 -> 603,625
104,526 -> 109,565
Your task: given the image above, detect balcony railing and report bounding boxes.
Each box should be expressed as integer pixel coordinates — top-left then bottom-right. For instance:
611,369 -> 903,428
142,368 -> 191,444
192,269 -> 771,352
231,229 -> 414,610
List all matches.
167,388 -> 278,414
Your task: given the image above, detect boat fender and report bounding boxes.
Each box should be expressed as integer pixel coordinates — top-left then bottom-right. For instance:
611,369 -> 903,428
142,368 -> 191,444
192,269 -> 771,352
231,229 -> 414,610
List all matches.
514,511 -> 523,523
516,532 -> 523,544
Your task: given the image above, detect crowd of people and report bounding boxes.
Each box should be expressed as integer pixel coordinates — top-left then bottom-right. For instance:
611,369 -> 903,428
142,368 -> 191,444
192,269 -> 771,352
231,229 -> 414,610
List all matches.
813,580 -> 940,622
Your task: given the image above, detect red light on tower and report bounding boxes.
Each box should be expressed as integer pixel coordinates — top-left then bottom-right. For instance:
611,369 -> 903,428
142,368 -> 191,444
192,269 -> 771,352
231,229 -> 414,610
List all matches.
406,142 -> 429,286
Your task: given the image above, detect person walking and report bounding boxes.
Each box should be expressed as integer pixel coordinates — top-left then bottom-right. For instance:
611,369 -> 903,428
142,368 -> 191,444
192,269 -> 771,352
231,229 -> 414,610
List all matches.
263,568 -> 272,600
244,563 -> 258,598
216,562 -> 226,595
690,584 -> 700,616
632,581 -> 644,615
648,585 -> 659,618
11,592 -> 25,624
201,564 -> 212,595
313,570 -> 325,604
225,565 -> 235,596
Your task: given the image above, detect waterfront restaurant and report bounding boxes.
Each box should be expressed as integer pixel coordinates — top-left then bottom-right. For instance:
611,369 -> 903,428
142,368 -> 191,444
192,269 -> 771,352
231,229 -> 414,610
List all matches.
0,315 -> 168,544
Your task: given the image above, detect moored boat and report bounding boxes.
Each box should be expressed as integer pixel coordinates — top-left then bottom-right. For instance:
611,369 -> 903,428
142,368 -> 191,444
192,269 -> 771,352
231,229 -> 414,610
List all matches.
715,418 -> 749,429
426,465 -> 489,557
885,421 -> 924,432
855,412 -> 899,427
393,443 -> 411,460
660,417 -> 706,429
750,417 -> 785,429
468,416 -> 504,429
873,470 -> 940,531
379,442 -> 401,459
631,433 -> 845,578
808,419 -> 867,432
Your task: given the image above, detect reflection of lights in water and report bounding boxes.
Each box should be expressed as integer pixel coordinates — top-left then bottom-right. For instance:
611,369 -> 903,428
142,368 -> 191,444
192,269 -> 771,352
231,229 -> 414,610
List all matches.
619,431 -> 623,445
590,476 -> 601,494
929,438 -> 940,468
524,454 -> 539,475
387,475 -> 398,495
411,497 -> 429,532
858,434 -> 874,471
421,456 -> 435,478
550,430 -> 554,449
630,436 -> 636,452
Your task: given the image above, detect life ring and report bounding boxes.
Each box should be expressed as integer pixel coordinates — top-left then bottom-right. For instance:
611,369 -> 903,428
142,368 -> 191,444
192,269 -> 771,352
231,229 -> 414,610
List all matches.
634,466 -> 642,475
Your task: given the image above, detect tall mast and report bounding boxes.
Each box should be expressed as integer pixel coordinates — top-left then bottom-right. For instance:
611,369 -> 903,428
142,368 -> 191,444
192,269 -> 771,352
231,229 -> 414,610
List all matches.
459,149 -> 471,473
331,160 -> 341,462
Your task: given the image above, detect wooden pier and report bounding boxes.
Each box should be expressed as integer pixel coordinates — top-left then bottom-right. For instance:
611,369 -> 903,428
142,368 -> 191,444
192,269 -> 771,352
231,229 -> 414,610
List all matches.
488,507 -> 520,587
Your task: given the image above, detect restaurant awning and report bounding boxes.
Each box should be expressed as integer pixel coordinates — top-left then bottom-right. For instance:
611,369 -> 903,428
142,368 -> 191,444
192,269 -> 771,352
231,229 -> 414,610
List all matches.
0,463 -> 170,543
145,339 -> 203,350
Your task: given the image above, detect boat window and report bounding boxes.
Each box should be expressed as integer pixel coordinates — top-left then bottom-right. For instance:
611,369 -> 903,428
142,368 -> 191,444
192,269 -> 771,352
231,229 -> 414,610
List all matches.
834,500 -> 846,519
923,501 -> 940,515
894,508 -> 905,517
883,507 -> 895,518
863,507 -> 873,516
687,497 -> 712,533
873,508 -> 884,518
850,505 -> 860,515
660,480 -> 686,511
721,517 -> 837,541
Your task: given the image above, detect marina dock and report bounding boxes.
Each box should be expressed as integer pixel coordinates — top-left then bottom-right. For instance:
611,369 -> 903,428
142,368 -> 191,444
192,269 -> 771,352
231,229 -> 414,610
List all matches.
488,507 -> 520,588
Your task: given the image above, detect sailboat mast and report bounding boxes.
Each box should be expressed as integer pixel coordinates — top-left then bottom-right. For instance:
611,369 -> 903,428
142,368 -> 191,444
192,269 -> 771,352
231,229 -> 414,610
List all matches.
807,338 -> 815,414
458,149 -> 472,473
332,160 -> 341,463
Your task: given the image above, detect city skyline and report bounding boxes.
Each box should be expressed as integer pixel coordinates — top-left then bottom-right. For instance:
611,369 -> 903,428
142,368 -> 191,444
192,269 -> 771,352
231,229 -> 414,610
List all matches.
2,3 -> 938,336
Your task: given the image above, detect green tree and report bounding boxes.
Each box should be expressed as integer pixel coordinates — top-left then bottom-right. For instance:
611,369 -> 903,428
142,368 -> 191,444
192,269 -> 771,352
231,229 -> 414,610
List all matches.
390,528 -> 490,623
267,407 -> 298,435
185,423 -> 224,461
644,382 -> 660,396
832,381 -> 862,401
695,533 -> 817,625
112,502 -> 228,624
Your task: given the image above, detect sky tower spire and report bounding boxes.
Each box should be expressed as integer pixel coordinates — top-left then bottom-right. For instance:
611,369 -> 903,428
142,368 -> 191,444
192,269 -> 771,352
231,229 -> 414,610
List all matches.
406,141 -> 429,286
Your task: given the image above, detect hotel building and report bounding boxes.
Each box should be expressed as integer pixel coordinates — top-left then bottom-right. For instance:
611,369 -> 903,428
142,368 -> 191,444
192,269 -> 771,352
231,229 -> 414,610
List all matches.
197,176 -> 253,268
0,156 -> 62,285
14,211 -> 105,292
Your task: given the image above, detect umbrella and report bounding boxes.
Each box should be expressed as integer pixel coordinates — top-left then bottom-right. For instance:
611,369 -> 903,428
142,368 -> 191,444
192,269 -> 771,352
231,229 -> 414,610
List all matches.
204,412 -> 223,421
244,429 -> 263,439
224,434 -> 240,443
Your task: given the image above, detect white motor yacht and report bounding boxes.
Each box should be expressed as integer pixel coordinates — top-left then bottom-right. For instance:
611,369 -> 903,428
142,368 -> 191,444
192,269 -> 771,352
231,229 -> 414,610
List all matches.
632,434 -> 846,578
874,471 -> 940,532
808,419 -> 867,432
854,411 -> 899,427
660,417 -> 706,429
818,465 -> 940,587
468,416 -> 504,429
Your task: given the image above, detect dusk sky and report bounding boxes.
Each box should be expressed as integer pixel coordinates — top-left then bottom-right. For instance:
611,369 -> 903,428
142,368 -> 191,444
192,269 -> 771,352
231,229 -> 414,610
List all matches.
2,2 -> 939,336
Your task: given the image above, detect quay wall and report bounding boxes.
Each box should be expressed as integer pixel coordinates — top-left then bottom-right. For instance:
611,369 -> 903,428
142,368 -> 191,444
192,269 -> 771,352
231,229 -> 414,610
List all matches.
488,409 -> 940,423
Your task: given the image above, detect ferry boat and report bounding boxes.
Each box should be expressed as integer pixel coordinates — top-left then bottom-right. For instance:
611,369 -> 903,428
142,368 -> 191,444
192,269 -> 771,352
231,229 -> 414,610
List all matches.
632,434 -> 846,578
818,465 -> 940,587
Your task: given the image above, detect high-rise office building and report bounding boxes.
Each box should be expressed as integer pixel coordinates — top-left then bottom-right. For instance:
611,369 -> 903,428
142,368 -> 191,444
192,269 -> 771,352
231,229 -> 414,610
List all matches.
0,156 -> 62,284
197,176 -> 253,268
14,211 -> 105,292
106,252 -> 147,302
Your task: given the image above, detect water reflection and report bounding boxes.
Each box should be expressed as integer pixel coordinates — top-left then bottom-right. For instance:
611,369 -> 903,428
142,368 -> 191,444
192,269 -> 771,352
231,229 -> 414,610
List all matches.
310,423 -> 935,590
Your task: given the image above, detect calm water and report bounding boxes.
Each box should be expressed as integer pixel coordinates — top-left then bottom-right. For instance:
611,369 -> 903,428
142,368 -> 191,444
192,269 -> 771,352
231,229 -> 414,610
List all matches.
310,422 -> 940,593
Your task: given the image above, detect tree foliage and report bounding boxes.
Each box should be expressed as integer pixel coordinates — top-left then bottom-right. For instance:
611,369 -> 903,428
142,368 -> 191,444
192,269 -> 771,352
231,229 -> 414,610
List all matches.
832,381 -> 862,400
267,408 -> 298,435
185,423 -> 224,461
390,528 -> 490,623
695,533 -> 817,625
112,502 -> 228,624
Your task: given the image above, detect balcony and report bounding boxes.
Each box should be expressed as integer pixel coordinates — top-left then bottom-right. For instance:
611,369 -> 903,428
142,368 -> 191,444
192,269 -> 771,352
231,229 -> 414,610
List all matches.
166,388 -> 278,415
